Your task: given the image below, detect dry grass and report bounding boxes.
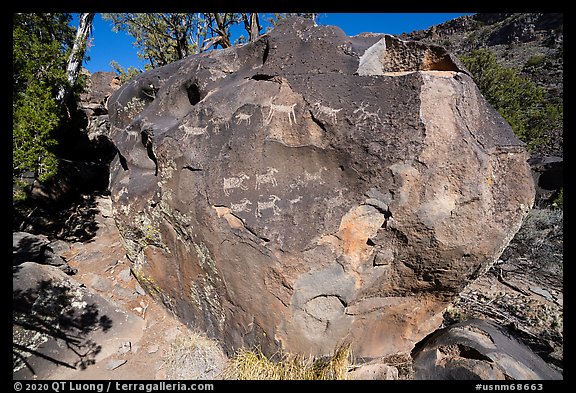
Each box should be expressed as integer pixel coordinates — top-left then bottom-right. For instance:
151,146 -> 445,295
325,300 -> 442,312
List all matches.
221,343 -> 353,380
163,331 -> 228,380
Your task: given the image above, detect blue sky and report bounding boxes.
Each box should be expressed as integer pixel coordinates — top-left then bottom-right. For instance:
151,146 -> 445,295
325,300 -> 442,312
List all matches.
79,13 -> 474,74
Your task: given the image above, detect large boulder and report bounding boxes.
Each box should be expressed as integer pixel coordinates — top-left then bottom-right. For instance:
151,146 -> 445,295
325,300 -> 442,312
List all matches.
411,318 -> 562,380
13,262 -> 145,379
106,17 -> 535,358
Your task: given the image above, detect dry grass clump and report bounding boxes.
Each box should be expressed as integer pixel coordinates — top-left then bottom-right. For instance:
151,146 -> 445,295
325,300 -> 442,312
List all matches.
163,331 -> 228,380
222,343 -> 352,380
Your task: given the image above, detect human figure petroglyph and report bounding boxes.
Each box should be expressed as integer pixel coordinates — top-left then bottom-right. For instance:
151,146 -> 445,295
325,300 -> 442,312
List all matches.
255,167 -> 279,190
313,102 -> 343,124
230,198 -> 253,213
223,173 -> 250,196
235,112 -> 252,125
256,195 -> 281,218
265,101 -> 297,125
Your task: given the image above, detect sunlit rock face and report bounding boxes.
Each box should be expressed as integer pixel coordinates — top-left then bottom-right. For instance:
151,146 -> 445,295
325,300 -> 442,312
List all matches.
107,17 -> 534,358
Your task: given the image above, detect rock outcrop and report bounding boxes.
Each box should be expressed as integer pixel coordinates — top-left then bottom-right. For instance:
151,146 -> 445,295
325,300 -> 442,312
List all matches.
106,17 -> 535,359
13,262 -> 145,379
411,318 -> 562,380
13,231 -> 77,275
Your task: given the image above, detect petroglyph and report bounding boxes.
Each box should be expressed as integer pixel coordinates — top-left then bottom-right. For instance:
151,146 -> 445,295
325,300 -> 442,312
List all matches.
353,101 -> 382,130
180,124 -> 209,139
256,195 -> 281,218
209,117 -> 230,134
304,167 -> 328,182
255,167 -> 279,190
290,196 -> 303,205
223,173 -> 250,196
126,129 -> 140,142
313,102 -> 343,124
230,198 -> 253,213
265,101 -> 297,125
235,112 -> 252,125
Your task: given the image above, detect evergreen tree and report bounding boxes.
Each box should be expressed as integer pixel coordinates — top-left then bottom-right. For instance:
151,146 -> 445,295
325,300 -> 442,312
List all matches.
12,13 -> 76,199
460,49 -> 563,151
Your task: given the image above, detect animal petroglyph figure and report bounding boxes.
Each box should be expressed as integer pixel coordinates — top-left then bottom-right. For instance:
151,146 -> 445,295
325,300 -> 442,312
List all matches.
289,195 -> 303,205
126,129 -> 140,142
313,102 -> 343,124
230,198 -> 253,213
223,173 -> 250,196
266,101 -> 297,125
235,112 -> 252,125
209,117 -> 230,134
180,124 -> 208,139
256,195 -> 281,218
353,101 -> 382,128
255,167 -> 279,190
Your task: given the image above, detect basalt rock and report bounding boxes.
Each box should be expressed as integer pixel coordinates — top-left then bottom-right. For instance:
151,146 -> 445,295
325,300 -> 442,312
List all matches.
411,318 -> 562,380
106,17 -> 535,358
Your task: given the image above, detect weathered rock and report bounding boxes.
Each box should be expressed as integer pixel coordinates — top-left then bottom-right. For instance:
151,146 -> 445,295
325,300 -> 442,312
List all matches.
13,262 -> 145,379
349,362 -> 399,380
106,17 -> 535,358
411,318 -> 562,380
13,232 -> 77,274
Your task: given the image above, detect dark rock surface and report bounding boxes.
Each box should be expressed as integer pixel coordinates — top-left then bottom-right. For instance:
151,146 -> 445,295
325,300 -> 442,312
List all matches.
13,232 -> 76,274
411,318 -> 562,380
106,17 -> 535,358
528,155 -> 562,207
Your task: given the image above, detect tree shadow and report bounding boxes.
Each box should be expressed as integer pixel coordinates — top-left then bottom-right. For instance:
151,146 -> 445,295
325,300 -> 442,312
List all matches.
13,191 -> 106,243
13,273 -> 113,376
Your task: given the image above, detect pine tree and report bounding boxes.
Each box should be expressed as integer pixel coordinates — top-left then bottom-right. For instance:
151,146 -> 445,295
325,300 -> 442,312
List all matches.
12,13 -> 82,200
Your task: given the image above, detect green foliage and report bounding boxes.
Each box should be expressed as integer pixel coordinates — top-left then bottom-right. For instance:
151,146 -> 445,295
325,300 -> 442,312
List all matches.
103,13 -> 319,73
552,188 -> 563,209
524,54 -> 547,68
13,82 -> 60,182
110,60 -> 142,83
103,13 -> 245,70
460,49 -> 563,151
13,13 -> 77,194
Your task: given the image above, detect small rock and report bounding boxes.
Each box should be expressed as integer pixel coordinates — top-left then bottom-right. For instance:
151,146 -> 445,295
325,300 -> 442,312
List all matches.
349,363 -> 399,380
164,326 -> 181,342
147,344 -> 159,354
529,286 -> 554,301
105,359 -> 127,370
118,268 -> 132,282
134,282 -> 146,296
117,341 -> 131,355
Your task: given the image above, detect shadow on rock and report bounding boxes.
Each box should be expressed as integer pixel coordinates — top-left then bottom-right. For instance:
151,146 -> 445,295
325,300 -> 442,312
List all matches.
13,263 -> 113,378
13,191 -> 105,243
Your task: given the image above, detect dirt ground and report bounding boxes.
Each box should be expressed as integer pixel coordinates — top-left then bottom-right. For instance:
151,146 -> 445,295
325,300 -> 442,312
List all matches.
44,195 -> 228,380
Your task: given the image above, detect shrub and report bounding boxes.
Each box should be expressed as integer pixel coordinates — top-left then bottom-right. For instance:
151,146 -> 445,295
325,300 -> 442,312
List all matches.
222,344 -> 352,380
460,49 -> 562,151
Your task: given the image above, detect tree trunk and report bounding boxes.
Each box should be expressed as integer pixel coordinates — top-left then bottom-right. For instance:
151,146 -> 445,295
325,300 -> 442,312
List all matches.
57,13 -> 95,103
249,13 -> 260,42
212,13 -> 231,48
